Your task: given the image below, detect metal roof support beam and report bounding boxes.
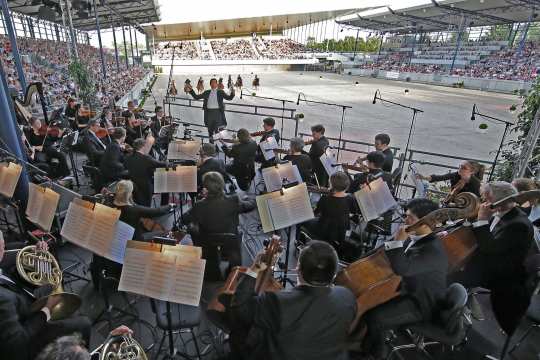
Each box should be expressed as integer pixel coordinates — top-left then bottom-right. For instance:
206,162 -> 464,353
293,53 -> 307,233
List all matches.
450,16 -> 467,72
122,25 -> 128,69
387,7 -> 452,29
431,0 -> 512,24
517,12 -> 533,56
92,0 -> 106,80
0,0 -> 26,90
112,24 -> 120,72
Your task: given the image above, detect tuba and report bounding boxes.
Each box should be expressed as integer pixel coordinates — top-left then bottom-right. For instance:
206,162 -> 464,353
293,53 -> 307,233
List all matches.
16,245 -> 81,320
90,334 -> 148,360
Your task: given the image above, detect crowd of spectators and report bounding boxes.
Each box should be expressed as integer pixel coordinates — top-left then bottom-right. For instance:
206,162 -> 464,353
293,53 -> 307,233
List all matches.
255,38 -> 307,59
155,41 -> 199,60
0,35 -> 149,110
210,39 -> 256,60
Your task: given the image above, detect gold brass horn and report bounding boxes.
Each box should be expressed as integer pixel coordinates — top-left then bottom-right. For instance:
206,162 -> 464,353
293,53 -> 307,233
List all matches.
16,245 -> 81,321
90,334 -> 148,360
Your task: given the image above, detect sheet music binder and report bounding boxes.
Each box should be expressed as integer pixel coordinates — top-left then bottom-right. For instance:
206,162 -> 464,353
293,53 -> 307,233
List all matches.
353,178 -> 397,222
26,183 -> 60,232
0,162 -> 22,198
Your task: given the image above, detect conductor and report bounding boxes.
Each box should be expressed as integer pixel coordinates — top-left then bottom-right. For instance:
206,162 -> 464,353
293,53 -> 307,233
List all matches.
186,77 -> 235,139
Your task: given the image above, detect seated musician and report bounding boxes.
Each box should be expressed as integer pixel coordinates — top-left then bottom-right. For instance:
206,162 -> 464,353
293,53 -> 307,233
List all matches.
348,151 -> 393,194
198,143 -> 227,188
302,172 -> 357,252
308,124 -> 330,186
64,98 -> 79,128
24,117 -> 71,179
81,119 -> 108,166
254,117 -> 280,169
283,137 -> 313,183
125,100 -> 140,119
100,107 -> 114,129
124,112 -> 141,146
125,138 -> 165,207
416,160 -> 481,197
184,172 -> 256,280
99,127 -> 129,183
512,177 -> 540,223
227,240 -> 357,360
150,106 -> 165,139
363,198 -> 448,359
221,128 -> 258,191
0,236 -> 91,360
356,133 -> 394,173
452,181 -> 533,336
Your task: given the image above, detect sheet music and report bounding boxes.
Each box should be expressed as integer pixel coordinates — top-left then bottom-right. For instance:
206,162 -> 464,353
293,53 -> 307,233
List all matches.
256,183 -> 314,232
259,137 -> 278,161
354,178 -> 397,222
262,162 -> 303,192
26,183 -> 60,232
167,140 -> 200,161
320,148 -> 341,177
409,163 -> 428,198
213,129 -> 236,142
154,166 -> 197,193
95,221 -> 134,264
0,162 -> 22,198
119,242 -> 205,306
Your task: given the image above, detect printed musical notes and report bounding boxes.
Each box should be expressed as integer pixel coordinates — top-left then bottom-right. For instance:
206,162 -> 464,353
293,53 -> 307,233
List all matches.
26,183 -> 60,232
0,162 -> 22,198
213,129 -> 236,143
320,148 -> 341,177
259,136 -> 278,161
60,199 -> 133,264
354,178 -> 397,222
256,183 -> 314,232
154,166 -> 197,193
119,241 -> 206,307
262,162 -> 303,192
167,140 -> 200,161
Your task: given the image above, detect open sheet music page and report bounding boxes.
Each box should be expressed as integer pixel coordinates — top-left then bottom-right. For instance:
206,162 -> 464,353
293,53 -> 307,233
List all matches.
167,140 -> 200,161
26,183 -> 60,232
119,241 -> 205,306
256,183 -> 314,232
262,162 -> 303,192
354,178 -> 397,222
213,129 -> 236,143
154,166 -> 197,193
259,137 -> 278,161
320,148 -> 341,177
0,162 -> 22,198
409,164 -> 428,198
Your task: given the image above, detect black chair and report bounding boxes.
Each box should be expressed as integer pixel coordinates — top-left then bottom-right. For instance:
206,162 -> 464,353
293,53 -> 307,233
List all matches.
151,299 -> 202,359
197,232 -> 240,281
388,283 -> 469,360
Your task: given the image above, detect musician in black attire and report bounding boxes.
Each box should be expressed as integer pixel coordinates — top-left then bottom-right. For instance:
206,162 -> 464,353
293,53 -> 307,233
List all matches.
0,236 -> 91,360
125,138 -> 166,207
308,124 -> 330,186
355,133 -> 394,173
363,198 -> 449,359
123,111 -> 142,146
417,160 -> 481,197
348,151 -> 393,193
255,117 -> 280,169
452,181 -> 533,336
227,240 -> 357,360
198,143 -> 227,189
283,137 -> 312,183
184,172 -> 256,280
100,127 -> 129,183
81,119 -> 108,166
64,97 -> 79,130
221,128 -> 257,191
24,117 -> 70,179
187,78 -> 235,138
150,106 -> 165,138
302,172 -> 357,252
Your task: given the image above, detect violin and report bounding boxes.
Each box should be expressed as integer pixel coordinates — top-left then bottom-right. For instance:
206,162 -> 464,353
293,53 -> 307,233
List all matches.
442,177 -> 468,206
250,130 -> 266,137
307,185 -> 332,195
304,138 -> 315,145
95,127 -> 114,139
341,163 -> 369,173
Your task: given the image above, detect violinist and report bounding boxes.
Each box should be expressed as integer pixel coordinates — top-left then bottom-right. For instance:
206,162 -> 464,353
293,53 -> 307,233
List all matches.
254,117 -> 280,169
150,106 -> 165,139
307,125 -> 329,186
99,127 -> 129,183
302,172 -> 357,252
227,241 -> 356,360
197,143 -> 227,190
64,98 -> 79,129
356,134 -> 393,173
283,137 -> 312,183
221,128 -> 257,191
348,151 -> 393,194
416,160 -> 481,197
100,107 -> 114,129
24,117 -> 70,179
81,119 -> 108,166
125,137 -> 165,207
363,198 -> 448,360
124,111 -> 146,146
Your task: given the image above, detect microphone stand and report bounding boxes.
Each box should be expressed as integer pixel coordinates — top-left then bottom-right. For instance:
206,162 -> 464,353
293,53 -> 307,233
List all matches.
372,90 -> 424,195
240,90 -> 297,143
297,92 -> 352,160
165,43 -> 176,117
470,104 -> 513,181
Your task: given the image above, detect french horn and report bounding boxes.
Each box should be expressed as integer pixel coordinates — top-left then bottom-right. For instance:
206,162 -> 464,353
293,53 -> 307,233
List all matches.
16,245 -> 81,320
90,334 -> 148,360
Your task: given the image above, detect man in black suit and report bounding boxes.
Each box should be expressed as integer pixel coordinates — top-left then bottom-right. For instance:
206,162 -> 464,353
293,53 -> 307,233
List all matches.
125,138 -> 166,206
363,198 -> 449,359
149,106 -> 164,139
187,78 -> 235,138
185,172 -> 256,280
82,119 -> 108,166
197,143 -> 227,189
255,117 -> 280,169
308,124 -> 330,186
0,236 -> 91,360
356,133 -> 394,173
454,181 -> 533,335
348,151 -> 393,193
100,127 -> 129,183
227,240 -> 357,360
221,128 -> 258,191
